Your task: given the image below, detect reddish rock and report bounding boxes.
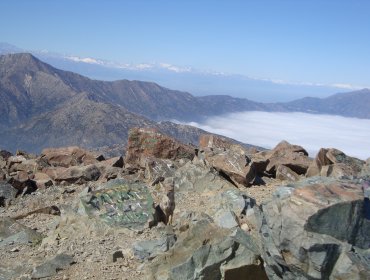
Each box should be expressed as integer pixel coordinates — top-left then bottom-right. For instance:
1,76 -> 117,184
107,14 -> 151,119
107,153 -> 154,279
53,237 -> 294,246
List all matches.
35,179 -> 53,189
14,159 -> 40,173
6,155 -> 27,173
55,164 -> 101,184
266,141 -> 311,176
250,151 -> 270,175
41,146 -> 98,167
13,171 -> 30,182
125,128 -> 195,167
33,172 -> 52,181
275,165 -> 300,182
42,167 -> 68,180
33,172 -> 54,189
306,148 -> 364,178
204,148 -> 256,187
102,156 -> 124,168
250,141 -> 311,178
199,134 -> 251,155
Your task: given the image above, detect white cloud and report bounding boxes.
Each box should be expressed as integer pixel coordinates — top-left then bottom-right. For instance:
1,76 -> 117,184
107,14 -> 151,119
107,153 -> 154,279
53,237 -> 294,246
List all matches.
135,63 -> 154,70
66,56 -> 102,65
185,112 -> 370,160
330,83 -> 362,90
159,63 -> 192,73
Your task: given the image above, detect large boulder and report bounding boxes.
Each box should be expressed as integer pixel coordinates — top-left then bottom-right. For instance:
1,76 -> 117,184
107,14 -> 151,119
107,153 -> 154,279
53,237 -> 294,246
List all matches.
144,158 -> 177,184
40,146 -> 99,167
203,148 -> 256,187
41,166 -> 67,180
275,164 -> 300,182
33,172 -> 54,189
306,148 -> 365,178
147,218 -> 267,280
12,159 -> 40,173
255,177 -> 370,279
199,134 -> 251,155
95,157 -> 124,183
250,141 -> 311,180
266,141 -> 311,175
173,160 -> 235,193
55,164 -> 101,184
101,156 -> 124,168
125,128 -> 195,167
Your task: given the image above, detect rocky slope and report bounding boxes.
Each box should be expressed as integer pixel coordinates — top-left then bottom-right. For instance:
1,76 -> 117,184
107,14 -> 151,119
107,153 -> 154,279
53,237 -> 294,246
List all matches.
0,129 -> 369,279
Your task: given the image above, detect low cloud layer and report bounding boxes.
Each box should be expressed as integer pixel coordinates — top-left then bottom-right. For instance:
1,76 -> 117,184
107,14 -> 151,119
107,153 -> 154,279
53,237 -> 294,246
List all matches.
186,112 -> 370,160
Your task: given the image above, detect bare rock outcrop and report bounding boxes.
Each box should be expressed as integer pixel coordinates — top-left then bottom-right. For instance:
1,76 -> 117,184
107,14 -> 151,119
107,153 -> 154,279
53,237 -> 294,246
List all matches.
202,148 -> 256,187
248,140 -> 312,182
125,128 -> 195,167
306,148 -> 365,178
40,146 -> 99,168
256,177 -> 370,279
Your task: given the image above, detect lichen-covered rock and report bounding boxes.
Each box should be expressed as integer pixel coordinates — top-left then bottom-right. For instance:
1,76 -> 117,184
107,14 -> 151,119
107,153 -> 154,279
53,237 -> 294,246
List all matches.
147,219 -> 267,280
256,177 -> 370,279
79,179 -> 155,229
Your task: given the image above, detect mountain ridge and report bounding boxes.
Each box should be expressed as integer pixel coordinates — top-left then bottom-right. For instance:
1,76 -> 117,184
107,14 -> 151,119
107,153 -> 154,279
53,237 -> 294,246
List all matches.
0,53 -> 369,153
1,42 -> 355,102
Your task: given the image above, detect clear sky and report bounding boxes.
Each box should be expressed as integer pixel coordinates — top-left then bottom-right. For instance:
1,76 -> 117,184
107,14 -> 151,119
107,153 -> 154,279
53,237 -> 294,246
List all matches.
1,0 -> 369,87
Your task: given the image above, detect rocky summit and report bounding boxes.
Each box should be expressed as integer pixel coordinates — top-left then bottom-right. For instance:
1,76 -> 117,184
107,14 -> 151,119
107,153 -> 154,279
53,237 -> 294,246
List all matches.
0,129 -> 369,280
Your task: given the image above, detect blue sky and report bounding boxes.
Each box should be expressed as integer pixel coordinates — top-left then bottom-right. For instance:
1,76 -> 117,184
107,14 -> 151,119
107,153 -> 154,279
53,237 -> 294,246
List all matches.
1,0 -> 369,88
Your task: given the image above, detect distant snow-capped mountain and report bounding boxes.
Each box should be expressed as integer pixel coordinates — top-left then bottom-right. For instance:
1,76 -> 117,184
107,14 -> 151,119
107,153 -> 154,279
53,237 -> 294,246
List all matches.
0,42 -> 364,102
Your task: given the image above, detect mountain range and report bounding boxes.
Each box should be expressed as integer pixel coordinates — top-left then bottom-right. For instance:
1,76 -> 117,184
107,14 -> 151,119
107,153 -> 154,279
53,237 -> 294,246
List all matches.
0,53 -> 369,153
0,42 -> 361,102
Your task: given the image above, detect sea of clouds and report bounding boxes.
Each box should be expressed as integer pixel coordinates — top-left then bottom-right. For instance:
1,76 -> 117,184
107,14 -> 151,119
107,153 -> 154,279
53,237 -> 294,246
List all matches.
185,111 -> 370,160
